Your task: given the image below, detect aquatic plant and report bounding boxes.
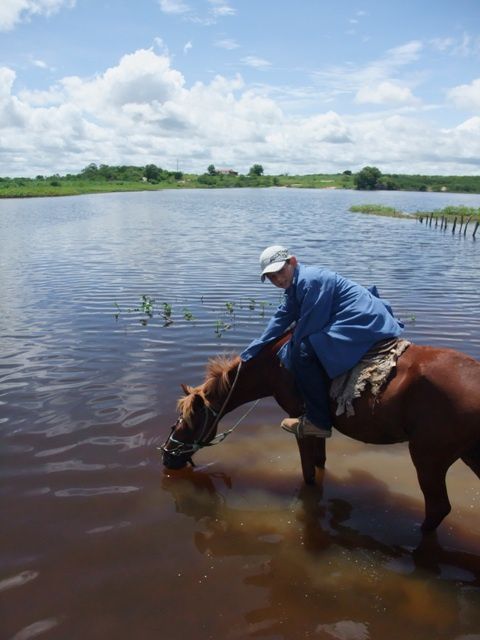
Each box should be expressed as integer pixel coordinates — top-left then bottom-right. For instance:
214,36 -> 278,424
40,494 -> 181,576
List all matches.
162,302 -> 173,326
140,295 -> 155,317
182,308 -> 194,321
215,320 -> 232,338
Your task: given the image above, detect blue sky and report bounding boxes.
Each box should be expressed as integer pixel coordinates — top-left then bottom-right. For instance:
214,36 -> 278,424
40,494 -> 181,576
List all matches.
1,0 -> 479,176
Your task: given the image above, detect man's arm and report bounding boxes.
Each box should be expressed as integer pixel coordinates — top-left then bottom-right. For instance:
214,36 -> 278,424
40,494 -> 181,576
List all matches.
240,295 -> 298,361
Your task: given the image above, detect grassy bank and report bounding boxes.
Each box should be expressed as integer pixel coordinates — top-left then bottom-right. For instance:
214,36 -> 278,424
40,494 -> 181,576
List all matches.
349,205 -> 412,218
0,172 -> 355,198
0,177 -> 190,198
350,204 -> 480,224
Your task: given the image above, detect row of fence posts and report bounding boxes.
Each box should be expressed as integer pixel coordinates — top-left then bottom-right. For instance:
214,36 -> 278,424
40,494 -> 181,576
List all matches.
417,213 -> 479,239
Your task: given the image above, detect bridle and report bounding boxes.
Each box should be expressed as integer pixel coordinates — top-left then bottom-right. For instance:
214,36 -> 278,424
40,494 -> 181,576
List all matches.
161,362 -> 259,465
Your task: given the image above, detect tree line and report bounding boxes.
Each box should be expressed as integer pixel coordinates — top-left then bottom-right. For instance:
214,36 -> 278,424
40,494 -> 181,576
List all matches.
1,163 -> 479,194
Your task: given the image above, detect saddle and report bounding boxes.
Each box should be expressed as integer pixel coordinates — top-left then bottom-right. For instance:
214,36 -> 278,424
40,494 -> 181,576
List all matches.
330,338 -> 411,417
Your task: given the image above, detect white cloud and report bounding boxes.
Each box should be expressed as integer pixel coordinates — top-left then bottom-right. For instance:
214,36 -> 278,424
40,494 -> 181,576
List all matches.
183,41 -> 192,54
32,59 -> 48,69
447,78 -> 480,110
355,81 -> 417,105
241,56 -> 271,69
158,0 -> 190,15
208,0 -> 236,17
430,37 -> 455,52
0,66 -> 17,97
1,49 -> 480,177
313,40 -> 422,102
0,0 -> 75,31
386,41 -> 422,66
211,6 -> 235,17
214,38 -> 239,50
429,33 -> 480,57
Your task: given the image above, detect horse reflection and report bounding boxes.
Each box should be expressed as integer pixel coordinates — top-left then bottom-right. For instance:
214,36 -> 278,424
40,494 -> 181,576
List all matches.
161,467 -> 480,637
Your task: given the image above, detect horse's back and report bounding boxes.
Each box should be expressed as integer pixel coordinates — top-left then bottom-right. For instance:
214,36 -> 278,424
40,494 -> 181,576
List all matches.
387,344 -> 480,451
333,344 -> 480,446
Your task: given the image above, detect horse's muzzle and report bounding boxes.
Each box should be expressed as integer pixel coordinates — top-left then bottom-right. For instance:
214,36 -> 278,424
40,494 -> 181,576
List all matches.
162,449 -> 190,470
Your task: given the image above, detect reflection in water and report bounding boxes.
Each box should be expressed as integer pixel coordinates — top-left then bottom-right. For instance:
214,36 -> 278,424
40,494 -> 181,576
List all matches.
161,466 -> 480,638
1,189 -> 479,639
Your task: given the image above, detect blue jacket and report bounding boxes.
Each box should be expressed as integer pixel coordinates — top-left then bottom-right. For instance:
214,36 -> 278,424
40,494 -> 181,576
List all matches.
240,264 -> 404,378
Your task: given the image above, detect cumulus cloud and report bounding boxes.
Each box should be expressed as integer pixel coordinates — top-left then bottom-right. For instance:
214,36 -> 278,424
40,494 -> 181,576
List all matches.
1,48 -> 480,177
447,78 -> 480,111
0,0 -> 75,31
355,80 -> 417,105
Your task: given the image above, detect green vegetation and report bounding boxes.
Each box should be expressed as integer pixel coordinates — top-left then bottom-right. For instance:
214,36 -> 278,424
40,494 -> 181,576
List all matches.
349,205 -> 412,218
354,166 -> 382,190
1,163 -> 479,198
113,294 -> 274,337
353,166 -> 480,193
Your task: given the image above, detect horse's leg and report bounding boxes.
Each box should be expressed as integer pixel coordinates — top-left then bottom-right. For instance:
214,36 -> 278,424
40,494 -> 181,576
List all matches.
409,441 -> 454,532
461,441 -> 480,479
295,437 -> 325,485
273,389 -> 325,484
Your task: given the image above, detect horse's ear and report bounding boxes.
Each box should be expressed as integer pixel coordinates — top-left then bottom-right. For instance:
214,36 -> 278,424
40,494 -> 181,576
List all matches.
191,392 -> 205,413
181,383 -> 192,395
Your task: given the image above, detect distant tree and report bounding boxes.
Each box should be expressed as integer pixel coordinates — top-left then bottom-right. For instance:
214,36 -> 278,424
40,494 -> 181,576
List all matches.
342,170 -> 352,175
145,164 -> 161,182
98,164 -> 114,180
354,166 -> 382,190
377,177 -> 397,190
207,164 -> 217,176
80,163 -> 99,179
249,164 -> 264,176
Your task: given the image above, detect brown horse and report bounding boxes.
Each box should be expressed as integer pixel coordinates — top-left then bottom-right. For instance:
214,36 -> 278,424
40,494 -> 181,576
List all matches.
162,333 -> 480,532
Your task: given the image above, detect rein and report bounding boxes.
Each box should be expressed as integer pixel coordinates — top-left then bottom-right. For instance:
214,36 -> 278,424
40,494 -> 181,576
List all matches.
161,361 -> 259,459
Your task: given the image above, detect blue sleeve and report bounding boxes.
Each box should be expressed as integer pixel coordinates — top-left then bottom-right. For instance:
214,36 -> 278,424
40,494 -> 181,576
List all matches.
240,294 -> 298,361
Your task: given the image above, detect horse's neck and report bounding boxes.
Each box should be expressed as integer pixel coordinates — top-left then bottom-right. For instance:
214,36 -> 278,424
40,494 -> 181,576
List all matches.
221,357 -> 280,414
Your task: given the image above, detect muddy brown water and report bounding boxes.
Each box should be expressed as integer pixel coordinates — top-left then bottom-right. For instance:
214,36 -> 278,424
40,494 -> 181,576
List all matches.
1,188 -> 479,640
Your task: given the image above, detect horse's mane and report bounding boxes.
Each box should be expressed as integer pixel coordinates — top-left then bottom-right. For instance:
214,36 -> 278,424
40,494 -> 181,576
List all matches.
177,354 -> 241,420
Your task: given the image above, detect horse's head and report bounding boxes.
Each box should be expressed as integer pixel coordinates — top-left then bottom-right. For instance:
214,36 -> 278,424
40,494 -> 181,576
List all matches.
162,384 -> 221,470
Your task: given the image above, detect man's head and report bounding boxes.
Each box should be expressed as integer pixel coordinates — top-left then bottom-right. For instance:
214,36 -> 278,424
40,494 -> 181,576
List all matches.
259,245 -> 297,289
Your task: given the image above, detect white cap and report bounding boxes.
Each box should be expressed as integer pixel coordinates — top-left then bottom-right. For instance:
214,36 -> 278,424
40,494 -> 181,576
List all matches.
259,245 -> 292,282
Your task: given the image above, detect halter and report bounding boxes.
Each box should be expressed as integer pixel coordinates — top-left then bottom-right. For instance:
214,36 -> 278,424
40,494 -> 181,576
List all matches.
161,361 -> 259,461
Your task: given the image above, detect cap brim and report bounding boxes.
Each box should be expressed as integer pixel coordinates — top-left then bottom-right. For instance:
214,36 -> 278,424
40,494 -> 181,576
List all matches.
260,260 -> 286,282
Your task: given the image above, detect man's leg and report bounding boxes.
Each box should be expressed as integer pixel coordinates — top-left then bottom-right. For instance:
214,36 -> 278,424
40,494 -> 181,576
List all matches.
281,338 -> 332,437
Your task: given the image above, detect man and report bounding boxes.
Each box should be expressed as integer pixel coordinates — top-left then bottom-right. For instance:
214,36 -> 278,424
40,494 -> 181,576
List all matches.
240,245 -> 404,438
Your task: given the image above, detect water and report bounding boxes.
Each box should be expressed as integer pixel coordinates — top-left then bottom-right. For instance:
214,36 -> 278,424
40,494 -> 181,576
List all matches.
1,188 -> 479,640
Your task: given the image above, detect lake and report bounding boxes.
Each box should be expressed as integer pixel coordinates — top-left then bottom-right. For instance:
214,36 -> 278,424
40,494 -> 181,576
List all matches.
1,187 -> 479,640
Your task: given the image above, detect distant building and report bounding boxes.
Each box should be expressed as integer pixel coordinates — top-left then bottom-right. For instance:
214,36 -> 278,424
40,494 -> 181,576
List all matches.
217,169 -> 238,176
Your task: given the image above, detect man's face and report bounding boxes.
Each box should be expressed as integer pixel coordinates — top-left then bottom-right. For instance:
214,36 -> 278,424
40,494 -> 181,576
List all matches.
266,261 -> 295,289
